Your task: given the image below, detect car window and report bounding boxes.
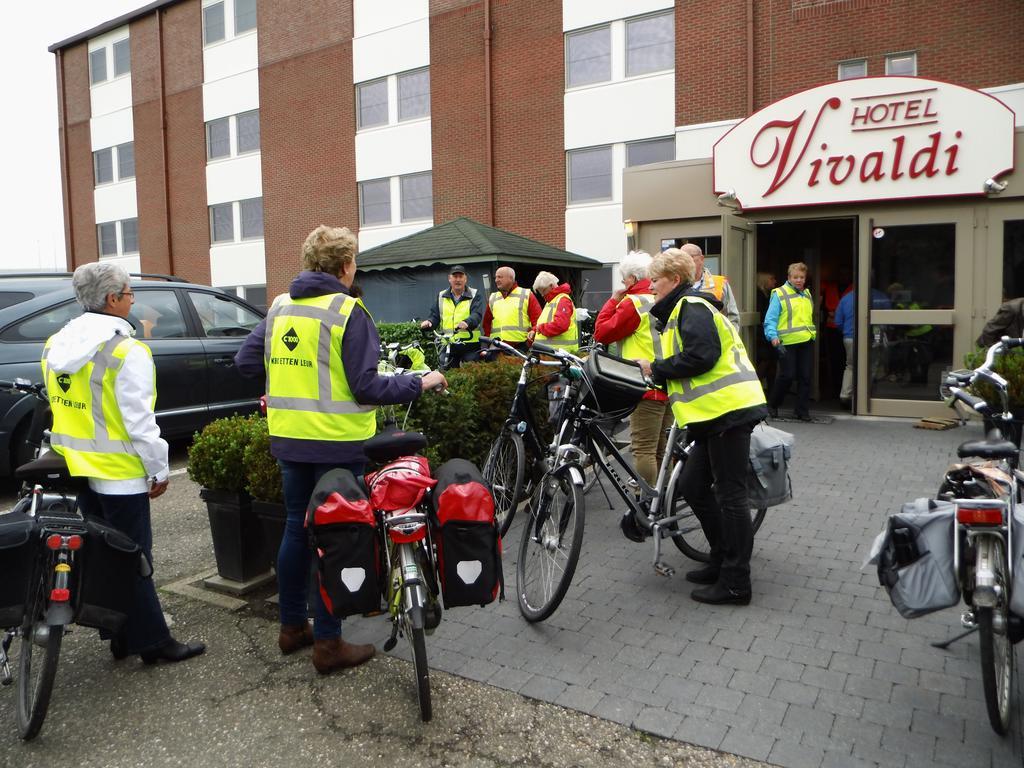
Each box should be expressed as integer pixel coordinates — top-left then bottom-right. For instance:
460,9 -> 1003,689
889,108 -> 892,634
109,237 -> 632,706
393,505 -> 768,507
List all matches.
0,291 -> 37,310
130,290 -> 189,339
188,291 -> 262,337
0,300 -> 81,342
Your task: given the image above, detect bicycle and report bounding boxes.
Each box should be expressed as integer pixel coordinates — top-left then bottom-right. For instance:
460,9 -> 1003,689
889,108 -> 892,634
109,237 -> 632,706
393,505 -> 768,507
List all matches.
0,379 -> 88,740
938,337 -> 1024,735
424,328 -> 477,371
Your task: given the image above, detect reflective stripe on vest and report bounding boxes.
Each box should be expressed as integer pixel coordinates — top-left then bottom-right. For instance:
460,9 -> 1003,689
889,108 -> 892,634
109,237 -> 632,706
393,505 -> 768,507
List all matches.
535,293 -> 579,351
619,293 -> 662,361
660,295 -> 765,426
44,334 -> 149,480
488,287 -> 531,342
774,284 -> 816,344
264,292 -> 376,442
437,288 -> 480,343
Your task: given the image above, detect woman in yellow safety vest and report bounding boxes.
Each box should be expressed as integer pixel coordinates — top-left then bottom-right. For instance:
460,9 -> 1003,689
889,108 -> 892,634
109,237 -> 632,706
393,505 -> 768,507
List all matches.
636,248 -> 767,606
764,261 -> 816,422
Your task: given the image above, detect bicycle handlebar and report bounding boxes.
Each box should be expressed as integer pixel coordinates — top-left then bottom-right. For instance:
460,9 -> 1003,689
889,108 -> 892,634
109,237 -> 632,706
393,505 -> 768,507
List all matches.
0,379 -> 45,399
942,337 -> 1023,417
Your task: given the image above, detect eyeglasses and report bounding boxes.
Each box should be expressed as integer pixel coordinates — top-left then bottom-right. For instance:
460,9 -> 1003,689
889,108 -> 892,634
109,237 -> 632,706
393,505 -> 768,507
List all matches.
118,290 -> 135,299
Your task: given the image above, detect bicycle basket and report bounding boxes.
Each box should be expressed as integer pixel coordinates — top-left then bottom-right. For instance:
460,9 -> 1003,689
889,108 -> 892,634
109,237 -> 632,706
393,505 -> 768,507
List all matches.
580,351 -> 650,416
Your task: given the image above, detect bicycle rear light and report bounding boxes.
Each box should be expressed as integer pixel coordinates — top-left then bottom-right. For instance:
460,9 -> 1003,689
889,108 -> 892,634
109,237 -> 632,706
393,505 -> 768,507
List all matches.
45,534 -> 63,550
66,535 -> 83,551
49,588 -> 70,603
957,506 -> 1004,525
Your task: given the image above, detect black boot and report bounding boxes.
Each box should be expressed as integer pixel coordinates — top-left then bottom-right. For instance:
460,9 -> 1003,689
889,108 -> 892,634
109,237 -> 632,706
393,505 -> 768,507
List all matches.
619,511 -> 647,543
684,564 -> 720,585
691,582 -> 751,606
141,638 -> 206,665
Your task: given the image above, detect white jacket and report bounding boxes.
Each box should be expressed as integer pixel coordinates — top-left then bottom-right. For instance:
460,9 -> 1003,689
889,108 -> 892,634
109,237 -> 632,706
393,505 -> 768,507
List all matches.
45,312 -> 169,495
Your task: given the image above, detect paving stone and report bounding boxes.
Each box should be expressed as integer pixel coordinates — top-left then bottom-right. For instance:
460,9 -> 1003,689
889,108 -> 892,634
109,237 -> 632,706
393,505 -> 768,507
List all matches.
908,708 -> 964,741
632,705 -> 684,740
844,674 -> 892,703
916,669 -> 965,697
518,674 -> 568,703
871,659 -> 919,686
820,749 -> 879,768
554,683 -> 604,712
590,694 -> 644,726
769,739 -> 827,768
674,716 -> 728,751
729,669 -> 777,697
771,679 -> 820,707
800,664 -> 847,691
694,683 -> 745,713
790,643 -> 834,669
829,652 -> 875,677
720,727 -> 776,761
889,683 -> 941,713
831,715 -> 883,748
879,724 -> 935,760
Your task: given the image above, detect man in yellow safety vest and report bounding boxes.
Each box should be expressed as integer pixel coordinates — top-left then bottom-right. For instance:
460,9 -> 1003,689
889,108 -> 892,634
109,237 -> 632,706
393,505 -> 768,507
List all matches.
483,265 -> 541,353
419,264 -> 485,366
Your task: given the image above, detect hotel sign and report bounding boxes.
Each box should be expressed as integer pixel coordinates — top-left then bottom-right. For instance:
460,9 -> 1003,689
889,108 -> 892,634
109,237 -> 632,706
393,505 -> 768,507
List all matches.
713,77 -> 1015,211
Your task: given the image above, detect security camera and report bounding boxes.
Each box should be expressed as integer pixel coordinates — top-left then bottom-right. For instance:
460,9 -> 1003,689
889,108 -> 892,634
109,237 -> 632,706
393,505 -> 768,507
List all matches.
717,189 -> 739,209
984,178 -> 1008,195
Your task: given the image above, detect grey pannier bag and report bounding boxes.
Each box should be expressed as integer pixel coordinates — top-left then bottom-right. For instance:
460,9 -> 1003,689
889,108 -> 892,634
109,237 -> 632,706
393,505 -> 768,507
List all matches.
869,498 -> 959,619
747,422 -> 793,508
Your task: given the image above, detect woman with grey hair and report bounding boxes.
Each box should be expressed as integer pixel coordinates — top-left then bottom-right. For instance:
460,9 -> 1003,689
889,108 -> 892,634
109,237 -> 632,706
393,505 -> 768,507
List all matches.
72,261 -> 132,311
530,271 -> 578,353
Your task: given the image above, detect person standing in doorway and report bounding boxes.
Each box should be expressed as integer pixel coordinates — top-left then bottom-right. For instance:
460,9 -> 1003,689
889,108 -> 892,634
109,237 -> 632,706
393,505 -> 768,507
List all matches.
420,265 -> 485,367
683,243 -> 740,328
482,266 -> 542,352
834,286 -> 891,406
765,262 -> 816,422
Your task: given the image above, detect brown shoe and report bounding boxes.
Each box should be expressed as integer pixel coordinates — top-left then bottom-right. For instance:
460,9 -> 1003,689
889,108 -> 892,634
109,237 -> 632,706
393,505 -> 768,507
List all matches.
311,638 -> 376,675
278,623 -> 314,655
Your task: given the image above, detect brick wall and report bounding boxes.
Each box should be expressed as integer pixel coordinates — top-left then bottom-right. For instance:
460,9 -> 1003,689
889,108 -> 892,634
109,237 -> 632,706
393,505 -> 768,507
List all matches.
258,0 -> 356,301
680,0 -> 1024,125
59,43 -> 96,269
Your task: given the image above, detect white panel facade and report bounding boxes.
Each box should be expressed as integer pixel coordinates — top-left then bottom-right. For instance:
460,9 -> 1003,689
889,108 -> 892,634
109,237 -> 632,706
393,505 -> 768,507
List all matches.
355,121 -> 432,181
101,254 -> 142,273
563,0 -> 672,32
203,32 -> 258,84
203,70 -> 260,121
210,242 -> 268,288
94,180 -> 138,223
984,82 -> 1024,127
206,154 -> 264,205
675,118 -> 741,161
566,204 -> 626,264
564,72 -> 674,149
354,0 -> 428,38
353,18 -> 430,83
90,108 -> 135,151
357,221 -> 434,252
90,77 -> 133,118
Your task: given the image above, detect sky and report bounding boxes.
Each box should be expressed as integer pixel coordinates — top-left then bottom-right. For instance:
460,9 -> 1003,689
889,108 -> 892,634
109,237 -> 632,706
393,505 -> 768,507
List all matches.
0,1 -> 142,273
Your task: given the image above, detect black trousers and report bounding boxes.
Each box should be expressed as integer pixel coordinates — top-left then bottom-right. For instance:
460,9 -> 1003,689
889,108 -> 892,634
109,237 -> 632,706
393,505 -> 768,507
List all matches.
677,423 -> 755,590
770,340 -> 813,418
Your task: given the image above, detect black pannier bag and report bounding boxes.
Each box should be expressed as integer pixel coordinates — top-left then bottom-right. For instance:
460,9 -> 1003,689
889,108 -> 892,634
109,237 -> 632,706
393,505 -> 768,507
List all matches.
75,518 -> 147,633
0,513 -> 37,628
581,351 -> 651,417
431,459 -> 503,608
306,468 -> 382,619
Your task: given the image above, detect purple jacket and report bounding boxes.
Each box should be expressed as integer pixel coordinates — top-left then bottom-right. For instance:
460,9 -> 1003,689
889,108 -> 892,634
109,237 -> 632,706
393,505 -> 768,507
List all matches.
234,271 -> 422,464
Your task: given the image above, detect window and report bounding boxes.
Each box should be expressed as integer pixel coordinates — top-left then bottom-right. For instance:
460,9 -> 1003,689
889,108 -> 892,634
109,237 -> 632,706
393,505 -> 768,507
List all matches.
117,142 -> 135,180
359,179 -> 391,226
398,68 -> 430,122
188,291 -> 262,337
0,301 -> 81,343
886,52 -> 917,76
239,198 -> 264,239
236,110 -> 260,153
112,38 -> 131,77
204,2 -> 226,45
566,26 -> 610,87
89,48 -> 107,85
206,117 -> 231,159
121,218 -> 139,254
210,203 -> 234,242
838,59 -> 867,80
626,137 -> 674,167
400,172 -> 433,222
93,148 -> 114,185
130,290 -> 187,340
234,0 -> 257,34
98,222 -> 118,256
625,12 -> 674,77
568,146 -> 612,203
357,79 -> 388,129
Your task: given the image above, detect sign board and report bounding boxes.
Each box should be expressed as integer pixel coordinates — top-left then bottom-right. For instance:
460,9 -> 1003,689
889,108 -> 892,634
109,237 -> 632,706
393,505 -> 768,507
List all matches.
713,77 -> 1015,211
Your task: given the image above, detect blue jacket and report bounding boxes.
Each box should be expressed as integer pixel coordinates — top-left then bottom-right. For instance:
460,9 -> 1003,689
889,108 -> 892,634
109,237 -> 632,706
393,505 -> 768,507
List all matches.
234,270 -> 422,464
834,289 -> 892,340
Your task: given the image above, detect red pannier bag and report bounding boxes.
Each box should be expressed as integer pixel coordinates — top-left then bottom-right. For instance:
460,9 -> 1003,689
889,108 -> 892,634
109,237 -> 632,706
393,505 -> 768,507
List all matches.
366,456 -> 436,512
306,468 -> 382,618
431,459 -> 503,608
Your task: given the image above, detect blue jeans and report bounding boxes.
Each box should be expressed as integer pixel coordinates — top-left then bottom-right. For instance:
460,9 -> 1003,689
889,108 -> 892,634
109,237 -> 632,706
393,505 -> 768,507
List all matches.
278,460 -> 364,640
78,488 -> 171,655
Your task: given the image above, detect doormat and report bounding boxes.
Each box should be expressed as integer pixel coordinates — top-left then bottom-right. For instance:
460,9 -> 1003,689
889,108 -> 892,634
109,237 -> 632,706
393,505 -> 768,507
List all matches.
770,414 -> 835,425
914,417 -> 960,431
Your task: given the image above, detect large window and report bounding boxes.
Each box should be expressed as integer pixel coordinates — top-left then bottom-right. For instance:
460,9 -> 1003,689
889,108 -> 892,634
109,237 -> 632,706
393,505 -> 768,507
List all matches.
93,148 -> 114,185
625,12 -> 674,77
886,52 -> 917,76
89,48 -> 107,85
112,38 -> 131,77
359,179 -> 391,226
400,172 -> 433,222
210,199 -> 264,243
357,79 -> 389,129
239,198 -> 264,240
94,143 -> 135,185
117,142 -> 135,179
210,203 -> 234,243
89,38 -> 131,85
206,110 -> 260,160
626,137 -> 674,167
204,2 -> 226,45
398,68 -> 431,122
838,58 -> 867,80
568,146 -> 612,203
234,0 -> 257,34
357,68 -> 432,129
566,26 -> 610,87
97,218 -> 139,257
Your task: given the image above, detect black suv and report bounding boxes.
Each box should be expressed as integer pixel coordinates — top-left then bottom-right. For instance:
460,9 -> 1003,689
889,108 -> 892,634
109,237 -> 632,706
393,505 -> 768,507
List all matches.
0,273 -> 265,475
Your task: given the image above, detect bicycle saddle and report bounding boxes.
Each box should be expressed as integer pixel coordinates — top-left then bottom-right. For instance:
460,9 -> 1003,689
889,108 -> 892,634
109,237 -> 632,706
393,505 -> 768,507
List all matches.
957,438 -> 1019,460
364,429 -> 428,464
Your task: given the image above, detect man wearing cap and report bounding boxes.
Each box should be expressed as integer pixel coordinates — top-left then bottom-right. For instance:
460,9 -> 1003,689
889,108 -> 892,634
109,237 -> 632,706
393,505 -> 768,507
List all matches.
420,265 -> 485,367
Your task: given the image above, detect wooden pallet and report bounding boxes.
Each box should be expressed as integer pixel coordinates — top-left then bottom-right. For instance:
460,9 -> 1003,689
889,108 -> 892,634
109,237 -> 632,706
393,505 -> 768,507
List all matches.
914,417 -> 960,431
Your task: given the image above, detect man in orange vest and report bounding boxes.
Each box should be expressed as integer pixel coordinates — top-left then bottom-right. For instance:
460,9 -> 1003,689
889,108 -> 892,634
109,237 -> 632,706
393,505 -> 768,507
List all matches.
683,243 -> 740,328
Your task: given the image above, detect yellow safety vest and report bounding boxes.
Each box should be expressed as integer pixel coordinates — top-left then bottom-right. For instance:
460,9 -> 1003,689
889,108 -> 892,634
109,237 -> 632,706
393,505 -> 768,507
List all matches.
535,293 -> 579,352
43,334 -> 150,480
619,293 -> 662,362
488,286 -> 531,342
264,293 -> 376,442
774,284 -> 816,345
699,271 -> 728,303
437,288 -> 479,343
661,295 -> 765,426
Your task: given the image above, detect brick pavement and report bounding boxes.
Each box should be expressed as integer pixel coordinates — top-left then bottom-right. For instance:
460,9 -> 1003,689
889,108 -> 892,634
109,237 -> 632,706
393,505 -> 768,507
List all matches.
344,417 -> 1024,768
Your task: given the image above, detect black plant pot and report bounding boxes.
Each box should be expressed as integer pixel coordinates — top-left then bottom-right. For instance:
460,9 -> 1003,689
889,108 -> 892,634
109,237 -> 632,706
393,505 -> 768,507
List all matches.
253,500 -> 287,573
201,488 -> 267,582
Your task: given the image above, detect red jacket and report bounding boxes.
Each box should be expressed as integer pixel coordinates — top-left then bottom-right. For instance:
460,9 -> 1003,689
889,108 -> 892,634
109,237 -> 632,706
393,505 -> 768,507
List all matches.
592,279 -> 666,402
482,283 -> 542,336
535,284 -> 575,338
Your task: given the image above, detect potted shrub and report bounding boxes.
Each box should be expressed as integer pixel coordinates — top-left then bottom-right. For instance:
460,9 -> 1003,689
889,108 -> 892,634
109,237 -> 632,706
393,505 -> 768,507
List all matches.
243,418 -> 286,573
187,414 -> 269,583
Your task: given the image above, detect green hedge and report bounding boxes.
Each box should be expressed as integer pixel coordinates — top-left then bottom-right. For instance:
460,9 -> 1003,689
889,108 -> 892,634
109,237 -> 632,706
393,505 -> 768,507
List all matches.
964,346 -> 1024,409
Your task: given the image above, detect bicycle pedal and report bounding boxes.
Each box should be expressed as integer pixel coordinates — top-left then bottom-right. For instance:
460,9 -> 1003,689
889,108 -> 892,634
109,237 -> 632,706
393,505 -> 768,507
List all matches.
654,561 -> 675,578
383,637 -> 398,652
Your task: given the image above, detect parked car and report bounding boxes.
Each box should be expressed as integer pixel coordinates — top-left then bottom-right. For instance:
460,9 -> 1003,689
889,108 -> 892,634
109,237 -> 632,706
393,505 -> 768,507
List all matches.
0,273 -> 265,476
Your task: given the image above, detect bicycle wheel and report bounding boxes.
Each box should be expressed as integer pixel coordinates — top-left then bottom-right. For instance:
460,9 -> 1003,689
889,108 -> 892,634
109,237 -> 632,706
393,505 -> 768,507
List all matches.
16,580 -> 63,741
516,471 -> 585,623
977,539 -> 1013,735
484,430 -> 525,537
664,471 -> 767,562
405,606 -> 432,722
